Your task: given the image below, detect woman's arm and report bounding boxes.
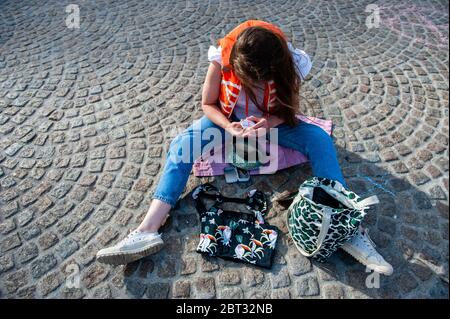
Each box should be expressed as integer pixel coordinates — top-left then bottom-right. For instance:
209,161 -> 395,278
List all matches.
201,61 -> 232,128
201,62 -> 244,136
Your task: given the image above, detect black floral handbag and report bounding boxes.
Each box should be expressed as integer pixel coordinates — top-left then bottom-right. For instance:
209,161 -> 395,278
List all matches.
192,183 -> 279,269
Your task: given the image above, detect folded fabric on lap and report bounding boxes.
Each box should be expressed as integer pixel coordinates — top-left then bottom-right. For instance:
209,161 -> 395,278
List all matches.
193,115 -> 333,177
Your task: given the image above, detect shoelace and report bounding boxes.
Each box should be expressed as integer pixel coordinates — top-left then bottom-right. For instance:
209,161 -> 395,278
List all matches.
118,230 -> 142,246
359,228 -> 378,255
364,228 -> 377,247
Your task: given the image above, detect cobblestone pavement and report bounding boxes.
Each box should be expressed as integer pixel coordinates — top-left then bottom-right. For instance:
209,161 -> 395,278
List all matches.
0,0 -> 448,299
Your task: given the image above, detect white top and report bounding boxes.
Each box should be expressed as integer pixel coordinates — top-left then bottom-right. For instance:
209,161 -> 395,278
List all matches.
208,42 -> 312,119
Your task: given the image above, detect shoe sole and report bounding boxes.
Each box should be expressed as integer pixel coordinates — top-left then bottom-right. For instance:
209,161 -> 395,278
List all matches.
341,246 -> 393,276
96,240 -> 164,265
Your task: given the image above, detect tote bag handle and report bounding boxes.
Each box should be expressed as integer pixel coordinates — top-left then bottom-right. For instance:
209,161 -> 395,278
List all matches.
286,199 -> 333,257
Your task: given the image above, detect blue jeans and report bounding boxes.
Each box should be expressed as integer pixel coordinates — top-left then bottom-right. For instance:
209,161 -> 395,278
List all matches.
152,115 -> 347,207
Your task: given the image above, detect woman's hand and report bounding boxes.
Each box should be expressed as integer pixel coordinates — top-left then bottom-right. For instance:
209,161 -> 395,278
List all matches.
225,122 -> 245,137
242,116 -> 270,137
242,115 -> 286,137
247,116 -> 270,129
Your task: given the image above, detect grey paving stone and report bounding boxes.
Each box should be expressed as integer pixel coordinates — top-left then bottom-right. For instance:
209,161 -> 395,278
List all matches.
30,254 -> 58,279
296,276 -> 320,297
147,282 -> 170,299
172,280 -> 191,298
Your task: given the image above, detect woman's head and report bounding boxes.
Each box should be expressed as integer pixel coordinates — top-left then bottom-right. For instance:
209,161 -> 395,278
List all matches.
229,26 -> 301,126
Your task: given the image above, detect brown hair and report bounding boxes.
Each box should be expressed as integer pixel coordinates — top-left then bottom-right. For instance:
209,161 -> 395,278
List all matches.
229,26 -> 301,126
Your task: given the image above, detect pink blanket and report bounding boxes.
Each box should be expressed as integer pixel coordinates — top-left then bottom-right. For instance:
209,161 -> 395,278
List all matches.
193,115 -> 333,176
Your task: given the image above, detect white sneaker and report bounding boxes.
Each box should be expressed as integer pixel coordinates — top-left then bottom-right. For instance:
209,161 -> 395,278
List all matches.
96,229 -> 163,265
341,227 -> 394,276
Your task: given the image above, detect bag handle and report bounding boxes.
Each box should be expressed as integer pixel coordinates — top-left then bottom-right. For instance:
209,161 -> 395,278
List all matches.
354,195 -> 379,210
192,184 -> 221,214
286,198 -> 333,257
192,183 -> 268,219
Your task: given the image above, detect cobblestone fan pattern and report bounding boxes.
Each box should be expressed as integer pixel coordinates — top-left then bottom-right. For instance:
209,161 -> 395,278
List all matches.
0,0 -> 448,299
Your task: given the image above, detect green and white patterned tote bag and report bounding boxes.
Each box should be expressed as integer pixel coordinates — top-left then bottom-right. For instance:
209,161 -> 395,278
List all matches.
287,177 -> 379,262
